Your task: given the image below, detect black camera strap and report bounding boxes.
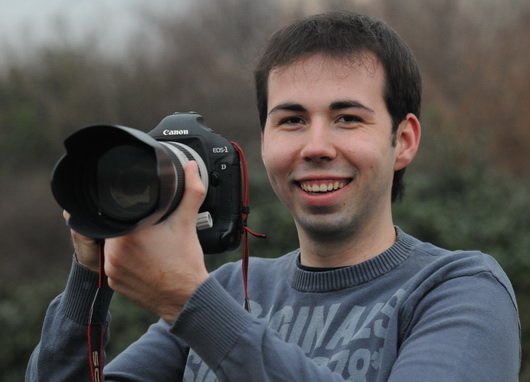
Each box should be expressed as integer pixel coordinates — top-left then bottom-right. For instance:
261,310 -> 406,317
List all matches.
87,239 -> 107,382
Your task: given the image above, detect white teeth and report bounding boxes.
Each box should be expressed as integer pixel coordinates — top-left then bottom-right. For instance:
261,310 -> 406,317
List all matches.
300,181 -> 346,193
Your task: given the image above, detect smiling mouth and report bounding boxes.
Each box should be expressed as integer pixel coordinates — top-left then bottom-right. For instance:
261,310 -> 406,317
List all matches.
298,179 -> 351,194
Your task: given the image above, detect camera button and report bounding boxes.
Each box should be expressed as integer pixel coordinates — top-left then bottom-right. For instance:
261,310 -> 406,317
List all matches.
210,172 -> 222,186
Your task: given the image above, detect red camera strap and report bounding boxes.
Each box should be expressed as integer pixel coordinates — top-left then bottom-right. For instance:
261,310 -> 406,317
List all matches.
231,142 -> 266,312
87,240 -> 107,382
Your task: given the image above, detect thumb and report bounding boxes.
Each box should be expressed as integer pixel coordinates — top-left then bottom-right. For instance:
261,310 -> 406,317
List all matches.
166,160 -> 206,227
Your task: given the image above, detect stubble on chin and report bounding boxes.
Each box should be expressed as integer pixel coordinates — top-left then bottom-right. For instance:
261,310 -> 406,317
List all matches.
295,213 -> 363,245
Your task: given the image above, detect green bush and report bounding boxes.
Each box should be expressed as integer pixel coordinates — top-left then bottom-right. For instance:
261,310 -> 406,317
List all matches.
0,275 -> 157,381
0,278 -> 65,381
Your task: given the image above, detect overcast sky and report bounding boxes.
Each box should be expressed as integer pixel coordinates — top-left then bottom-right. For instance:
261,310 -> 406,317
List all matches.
0,0 -> 183,62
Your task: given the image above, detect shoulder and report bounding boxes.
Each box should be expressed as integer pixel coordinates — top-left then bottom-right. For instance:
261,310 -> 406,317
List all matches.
397,230 -> 518,313
409,232 -> 512,287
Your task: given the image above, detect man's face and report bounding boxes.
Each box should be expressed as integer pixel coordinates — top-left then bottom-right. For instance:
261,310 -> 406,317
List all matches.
261,53 -> 404,243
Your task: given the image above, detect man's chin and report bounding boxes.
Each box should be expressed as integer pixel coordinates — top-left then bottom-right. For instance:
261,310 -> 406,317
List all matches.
295,216 -> 359,243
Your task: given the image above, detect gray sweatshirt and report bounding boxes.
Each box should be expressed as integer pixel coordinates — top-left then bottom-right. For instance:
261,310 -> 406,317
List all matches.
26,228 -> 520,381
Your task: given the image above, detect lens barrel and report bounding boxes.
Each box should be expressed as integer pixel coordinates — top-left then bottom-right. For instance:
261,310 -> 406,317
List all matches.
51,124 -> 207,239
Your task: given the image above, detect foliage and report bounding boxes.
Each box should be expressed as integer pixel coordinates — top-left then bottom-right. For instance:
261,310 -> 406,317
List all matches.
0,278 -> 63,381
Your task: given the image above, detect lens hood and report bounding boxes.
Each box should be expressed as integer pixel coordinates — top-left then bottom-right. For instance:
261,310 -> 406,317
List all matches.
51,124 -> 180,238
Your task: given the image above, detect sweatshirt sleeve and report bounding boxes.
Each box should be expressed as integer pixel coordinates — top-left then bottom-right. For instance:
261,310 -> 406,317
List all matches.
25,258 -> 113,382
171,277 -> 350,382
26,258 -> 190,382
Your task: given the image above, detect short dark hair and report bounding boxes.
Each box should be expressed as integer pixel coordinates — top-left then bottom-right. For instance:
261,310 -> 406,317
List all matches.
254,12 -> 422,202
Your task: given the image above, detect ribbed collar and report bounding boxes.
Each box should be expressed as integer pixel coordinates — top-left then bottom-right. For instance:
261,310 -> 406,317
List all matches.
290,228 -> 415,292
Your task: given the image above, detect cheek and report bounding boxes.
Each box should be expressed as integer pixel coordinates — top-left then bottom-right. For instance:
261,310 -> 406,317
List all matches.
261,150 -> 286,199
349,142 -> 395,180
262,147 -> 285,179
261,135 -> 292,174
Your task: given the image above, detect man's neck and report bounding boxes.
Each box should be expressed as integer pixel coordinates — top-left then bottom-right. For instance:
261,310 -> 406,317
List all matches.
297,221 -> 397,268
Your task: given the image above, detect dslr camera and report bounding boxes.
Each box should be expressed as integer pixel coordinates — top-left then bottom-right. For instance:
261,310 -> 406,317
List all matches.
51,112 -> 243,254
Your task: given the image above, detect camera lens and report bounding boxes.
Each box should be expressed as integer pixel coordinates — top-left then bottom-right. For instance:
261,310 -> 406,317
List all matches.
51,117 -> 216,239
96,145 -> 158,221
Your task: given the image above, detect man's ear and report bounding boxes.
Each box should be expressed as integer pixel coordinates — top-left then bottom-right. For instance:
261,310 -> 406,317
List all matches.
394,113 -> 421,171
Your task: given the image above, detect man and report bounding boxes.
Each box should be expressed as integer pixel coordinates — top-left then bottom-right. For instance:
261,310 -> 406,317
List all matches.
27,12 -> 520,381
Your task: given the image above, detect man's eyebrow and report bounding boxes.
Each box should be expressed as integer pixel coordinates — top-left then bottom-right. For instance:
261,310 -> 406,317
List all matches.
269,101 -> 375,115
268,103 -> 307,115
330,100 -> 375,114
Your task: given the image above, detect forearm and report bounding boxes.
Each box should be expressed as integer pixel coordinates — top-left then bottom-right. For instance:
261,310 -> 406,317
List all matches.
26,258 -> 113,381
172,277 -> 347,382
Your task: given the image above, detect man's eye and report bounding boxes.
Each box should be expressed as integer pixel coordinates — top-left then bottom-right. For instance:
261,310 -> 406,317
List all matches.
281,116 -> 304,125
337,115 -> 363,123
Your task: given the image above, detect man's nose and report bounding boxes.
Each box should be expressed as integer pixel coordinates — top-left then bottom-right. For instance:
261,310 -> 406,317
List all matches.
299,121 -> 337,162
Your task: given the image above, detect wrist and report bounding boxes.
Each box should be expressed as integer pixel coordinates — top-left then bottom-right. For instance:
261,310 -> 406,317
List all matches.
160,271 -> 209,324
63,257 -> 113,323
74,252 -> 99,273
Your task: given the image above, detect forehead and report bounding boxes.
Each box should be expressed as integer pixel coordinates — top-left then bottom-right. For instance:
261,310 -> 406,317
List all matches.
267,53 -> 385,106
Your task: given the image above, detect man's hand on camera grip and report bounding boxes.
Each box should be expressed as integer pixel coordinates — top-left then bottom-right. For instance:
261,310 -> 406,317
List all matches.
103,161 -> 209,323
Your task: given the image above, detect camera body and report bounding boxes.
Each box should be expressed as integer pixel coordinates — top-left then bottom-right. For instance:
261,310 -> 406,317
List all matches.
51,112 -> 243,254
150,112 -> 243,254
